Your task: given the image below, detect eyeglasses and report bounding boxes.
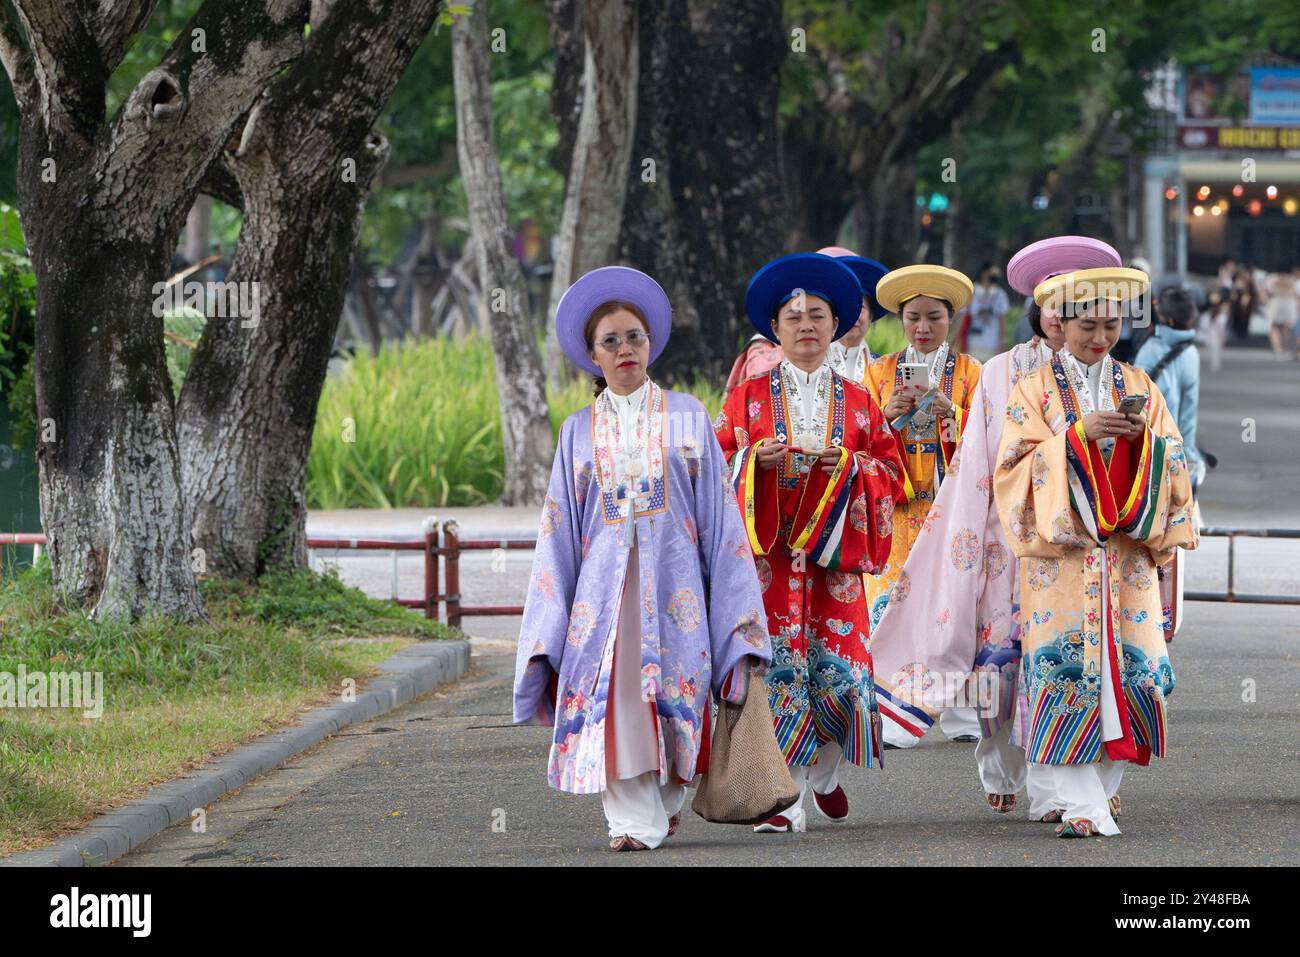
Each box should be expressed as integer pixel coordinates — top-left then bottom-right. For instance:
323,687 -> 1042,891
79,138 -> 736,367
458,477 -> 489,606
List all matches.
595,329 -> 650,352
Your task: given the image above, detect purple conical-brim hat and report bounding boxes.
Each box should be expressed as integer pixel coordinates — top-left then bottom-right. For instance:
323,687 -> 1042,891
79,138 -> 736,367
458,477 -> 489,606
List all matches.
1006,236 -> 1122,297
555,266 -> 672,376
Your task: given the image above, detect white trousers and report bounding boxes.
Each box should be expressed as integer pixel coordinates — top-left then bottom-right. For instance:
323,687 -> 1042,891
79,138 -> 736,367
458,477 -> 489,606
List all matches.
940,707 -> 982,740
601,772 -> 687,849
973,720 -> 1059,818
1028,758 -> 1125,835
881,715 -> 920,749
882,709 -> 979,747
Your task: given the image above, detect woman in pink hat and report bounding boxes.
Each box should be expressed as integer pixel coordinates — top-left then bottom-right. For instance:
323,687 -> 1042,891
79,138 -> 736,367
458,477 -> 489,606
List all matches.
870,239 -> 1123,820
513,266 -> 771,852
817,246 -> 889,384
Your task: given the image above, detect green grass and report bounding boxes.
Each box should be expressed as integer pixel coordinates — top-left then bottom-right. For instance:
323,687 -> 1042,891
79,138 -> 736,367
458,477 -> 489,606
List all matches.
0,563 -> 462,856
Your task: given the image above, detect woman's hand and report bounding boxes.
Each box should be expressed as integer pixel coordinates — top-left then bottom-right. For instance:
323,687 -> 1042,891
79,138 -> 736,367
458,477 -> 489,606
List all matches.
817,446 -> 843,474
931,392 -> 954,418
1123,410 -> 1147,435
755,441 -> 788,470
884,392 -> 913,420
1082,410 -> 1137,442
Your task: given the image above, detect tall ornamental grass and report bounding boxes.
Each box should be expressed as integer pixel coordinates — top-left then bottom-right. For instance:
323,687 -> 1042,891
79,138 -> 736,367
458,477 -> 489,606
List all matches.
307,336 -> 725,509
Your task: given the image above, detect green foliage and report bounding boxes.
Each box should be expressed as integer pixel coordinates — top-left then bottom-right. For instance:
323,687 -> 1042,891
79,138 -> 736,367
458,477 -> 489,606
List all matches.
0,203 -> 35,406
867,317 -> 908,356
361,0 -> 560,263
308,336 -> 508,508
200,566 -> 458,639
0,561 -> 454,695
163,307 -> 206,399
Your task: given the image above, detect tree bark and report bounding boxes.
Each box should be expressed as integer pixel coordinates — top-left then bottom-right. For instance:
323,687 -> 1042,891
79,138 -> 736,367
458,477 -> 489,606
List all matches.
4,0 -> 304,619
543,0 -> 638,385
452,0 -> 552,507
177,0 -> 443,581
619,0 -> 788,383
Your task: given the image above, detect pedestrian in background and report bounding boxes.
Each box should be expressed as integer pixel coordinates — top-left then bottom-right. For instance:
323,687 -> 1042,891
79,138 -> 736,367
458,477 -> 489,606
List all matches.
1136,287 -> 1204,492
960,262 -> 1010,363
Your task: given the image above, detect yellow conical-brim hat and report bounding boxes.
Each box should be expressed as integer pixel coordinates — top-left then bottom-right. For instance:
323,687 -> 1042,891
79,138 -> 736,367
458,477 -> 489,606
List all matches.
1033,266 -> 1150,307
875,264 -> 974,315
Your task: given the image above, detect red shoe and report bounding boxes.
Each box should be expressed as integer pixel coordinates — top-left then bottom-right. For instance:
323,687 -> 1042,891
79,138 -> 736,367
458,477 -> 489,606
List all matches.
753,808 -> 806,833
812,785 -> 849,821
1108,795 -> 1121,819
666,813 -> 681,837
1039,809 -> 1064,823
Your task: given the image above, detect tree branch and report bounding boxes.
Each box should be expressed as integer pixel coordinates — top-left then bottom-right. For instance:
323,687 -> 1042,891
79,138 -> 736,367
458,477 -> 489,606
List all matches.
91,0 -> 163,75
0,5 -> 35,109
91,0 -> 309,232
10,0 -> 107,138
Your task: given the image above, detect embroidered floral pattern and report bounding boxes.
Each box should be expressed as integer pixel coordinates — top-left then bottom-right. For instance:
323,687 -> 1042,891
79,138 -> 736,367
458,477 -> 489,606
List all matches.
539,495 -> 562,537
949,528 -> 980,571
826,570 -> 863,604
533,567 -> 557,601
1026,557 -> 1061,591
666,587 -> 702,632
1121,553 -> 1154,590
565,602 -> 596,646
849,493 -> 870,532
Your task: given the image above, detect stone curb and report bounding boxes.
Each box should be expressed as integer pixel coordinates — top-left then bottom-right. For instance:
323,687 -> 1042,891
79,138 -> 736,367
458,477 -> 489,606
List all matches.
0,639 -> 471,867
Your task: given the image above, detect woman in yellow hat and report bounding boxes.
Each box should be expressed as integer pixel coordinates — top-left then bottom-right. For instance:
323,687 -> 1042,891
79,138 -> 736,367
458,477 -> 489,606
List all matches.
861,265 -> 983,739
993,266 -> 1198,837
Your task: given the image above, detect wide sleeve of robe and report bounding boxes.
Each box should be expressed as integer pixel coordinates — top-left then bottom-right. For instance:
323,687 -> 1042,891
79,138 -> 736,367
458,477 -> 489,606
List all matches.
684,399 -> 772,693
994,369 -> 1198,565
513,413 -> 584,726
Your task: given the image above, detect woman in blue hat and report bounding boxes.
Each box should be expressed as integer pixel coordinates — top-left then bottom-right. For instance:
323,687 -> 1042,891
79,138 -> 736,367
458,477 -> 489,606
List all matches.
513,266 -> 772,852
714,253 -> 906,833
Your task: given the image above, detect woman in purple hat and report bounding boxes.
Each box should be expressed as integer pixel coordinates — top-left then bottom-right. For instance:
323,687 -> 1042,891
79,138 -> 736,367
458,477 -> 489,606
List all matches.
513,266 -> 772,852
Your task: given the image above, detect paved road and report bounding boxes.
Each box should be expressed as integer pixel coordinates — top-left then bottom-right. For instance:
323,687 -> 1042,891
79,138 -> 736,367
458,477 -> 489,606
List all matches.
119,599 -> 1298,866
116,347 -> 1300,866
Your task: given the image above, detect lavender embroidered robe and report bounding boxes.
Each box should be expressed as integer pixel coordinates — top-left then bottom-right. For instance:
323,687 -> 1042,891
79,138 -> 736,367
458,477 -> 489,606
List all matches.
513,383 -> 772,795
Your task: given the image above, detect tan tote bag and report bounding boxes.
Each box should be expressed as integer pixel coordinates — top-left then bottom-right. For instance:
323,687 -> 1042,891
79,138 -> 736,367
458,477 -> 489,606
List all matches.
691,676 -> 800,825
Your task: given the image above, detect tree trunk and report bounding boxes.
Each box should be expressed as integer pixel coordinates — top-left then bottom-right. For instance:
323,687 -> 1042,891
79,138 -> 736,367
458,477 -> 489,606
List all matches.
619,0 -> 788,383
452,0 -> 552,507
543,0 -> 638,385
177,0 -> 442,581
5,0 -> 304,618
862,154 -> 919,268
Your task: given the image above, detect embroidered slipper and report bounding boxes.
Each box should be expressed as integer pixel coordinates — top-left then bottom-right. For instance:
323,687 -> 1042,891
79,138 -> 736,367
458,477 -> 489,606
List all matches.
608,835 -> 649,852
1054,818 -> 1098,838
666,813 -> 681,838
987,793 -> 1017,814
1039,809 -> 1064,823
1108,795 -> 1121,819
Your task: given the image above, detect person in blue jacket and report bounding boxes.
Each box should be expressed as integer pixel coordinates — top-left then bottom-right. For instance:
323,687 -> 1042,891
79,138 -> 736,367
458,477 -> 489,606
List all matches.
1135,286 -> 1203,490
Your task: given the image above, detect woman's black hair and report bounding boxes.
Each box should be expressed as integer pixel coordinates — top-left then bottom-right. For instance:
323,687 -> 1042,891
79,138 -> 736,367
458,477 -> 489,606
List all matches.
1026,300 -> 1045,339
